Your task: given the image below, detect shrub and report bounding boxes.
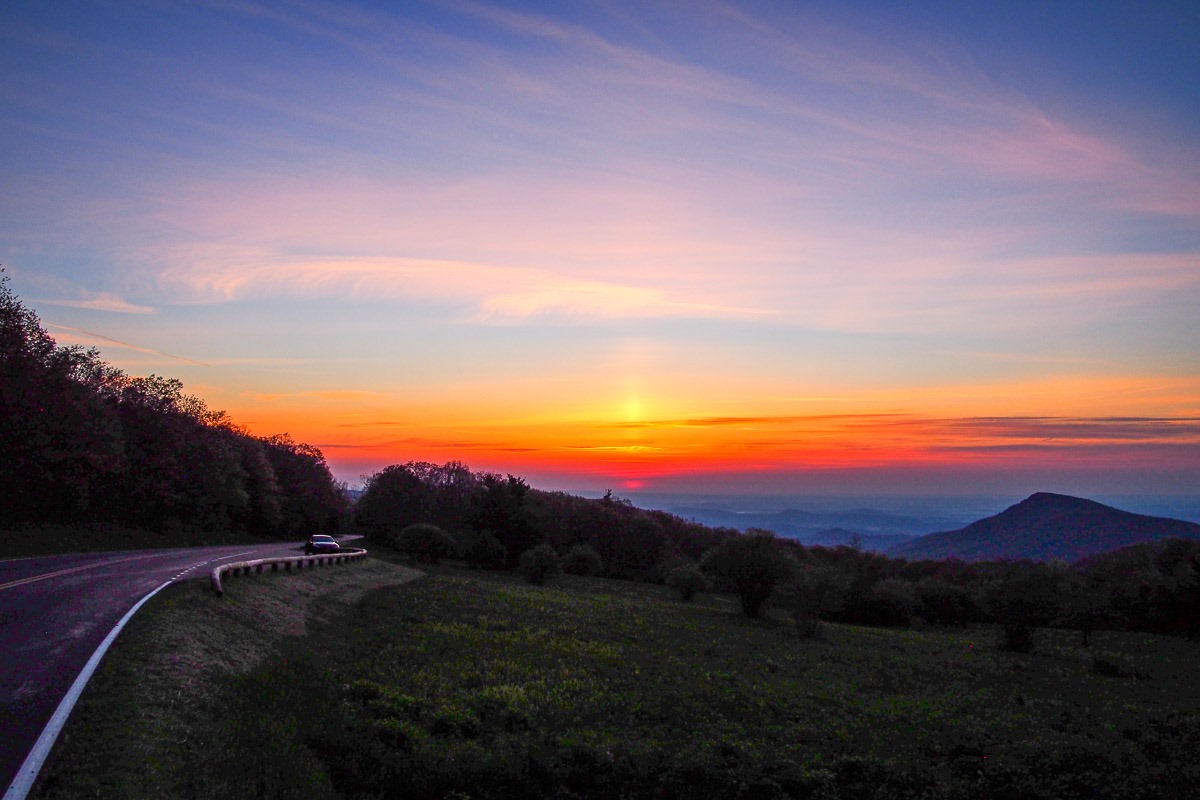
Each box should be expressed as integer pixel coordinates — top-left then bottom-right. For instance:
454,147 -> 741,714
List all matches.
988,564 -> 1068,652
665,565 -> 707,602
915,579 -> 979,625
456,529 -> 506,569
391,523 -> 458,564
561,543 -> 604,576
700,529 -> 794,617
775,566 -> 850,637
845,578 -> 918,627
1000,623 -> 1034,653
518,544 -> 561,585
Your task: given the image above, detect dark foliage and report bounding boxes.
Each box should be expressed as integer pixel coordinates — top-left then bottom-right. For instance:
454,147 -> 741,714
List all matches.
475,474 -> 541,569
561,543 -> 604,576
700,529 -> 794,617
518,543 -> 561,585
393,523 -> 458,564
456,528 -> 507,569
355,461 -> 479,542
0,276 -> 346,540
665,564 -> 707,602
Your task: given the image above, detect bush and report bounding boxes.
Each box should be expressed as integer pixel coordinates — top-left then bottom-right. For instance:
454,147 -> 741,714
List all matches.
391,523 -> 458,564
561,544 -> 604,576
700,530 -> 794,617
456,529 -> 506,569
518,544 -> 561,585
915,579 -> 979,625
665,566 -> 707,602
775,566 -> 850,637
845,578 -> 918,627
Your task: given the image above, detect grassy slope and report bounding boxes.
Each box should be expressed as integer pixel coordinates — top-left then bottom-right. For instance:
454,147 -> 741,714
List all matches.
288,569 -> 1199,798
30,559 -> 1200,799
30,557 -> 423,799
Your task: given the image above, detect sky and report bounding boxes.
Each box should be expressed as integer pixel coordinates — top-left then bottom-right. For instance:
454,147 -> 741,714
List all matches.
2,0 -> 1198,497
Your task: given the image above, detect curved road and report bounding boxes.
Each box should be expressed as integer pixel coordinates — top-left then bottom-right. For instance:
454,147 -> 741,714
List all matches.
0,539 -> 322,794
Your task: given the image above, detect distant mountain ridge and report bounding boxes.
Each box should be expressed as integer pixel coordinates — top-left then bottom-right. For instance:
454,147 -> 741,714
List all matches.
887,492 -> 1200,563
664,504 -> 929,552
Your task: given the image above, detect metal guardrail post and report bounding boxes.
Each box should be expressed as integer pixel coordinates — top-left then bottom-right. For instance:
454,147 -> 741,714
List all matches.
210,548 -> 367,596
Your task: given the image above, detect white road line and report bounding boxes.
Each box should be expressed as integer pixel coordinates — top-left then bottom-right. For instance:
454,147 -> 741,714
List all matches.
2,579 -> 172,800
2,547 -> 261,800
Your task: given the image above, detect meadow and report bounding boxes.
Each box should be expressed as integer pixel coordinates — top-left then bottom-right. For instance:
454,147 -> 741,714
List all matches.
89,560 -> 1200,800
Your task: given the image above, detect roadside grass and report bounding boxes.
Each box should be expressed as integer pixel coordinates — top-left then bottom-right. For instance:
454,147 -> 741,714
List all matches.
0,523 -> 279,559
30,557 -> 423,800
181,566 -> 1200,799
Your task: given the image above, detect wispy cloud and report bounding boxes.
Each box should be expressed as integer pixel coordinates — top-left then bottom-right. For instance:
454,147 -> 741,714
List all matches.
44,323 -> 209,366
155,254 -> 774,322
33,292 -> 156,314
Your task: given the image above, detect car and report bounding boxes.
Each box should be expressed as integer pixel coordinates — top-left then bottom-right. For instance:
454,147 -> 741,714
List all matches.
305,534 -> 341,555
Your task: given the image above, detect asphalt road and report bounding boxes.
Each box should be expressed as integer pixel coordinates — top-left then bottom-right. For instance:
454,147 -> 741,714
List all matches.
0,539 -> 316,793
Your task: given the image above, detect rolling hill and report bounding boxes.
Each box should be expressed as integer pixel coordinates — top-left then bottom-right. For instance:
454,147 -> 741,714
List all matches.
887,492 -> 1200,563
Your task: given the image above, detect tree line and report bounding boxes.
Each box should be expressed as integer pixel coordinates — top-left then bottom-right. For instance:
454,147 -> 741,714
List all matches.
358,459 -> 1200,648
0,275 -> 346,537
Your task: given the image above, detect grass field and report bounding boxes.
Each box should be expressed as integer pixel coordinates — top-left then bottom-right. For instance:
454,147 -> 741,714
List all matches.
31,559 -> 1200,799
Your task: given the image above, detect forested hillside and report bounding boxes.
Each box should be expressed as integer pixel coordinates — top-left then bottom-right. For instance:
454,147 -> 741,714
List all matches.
0,275 -> 346,539
357,460 -> 1200,644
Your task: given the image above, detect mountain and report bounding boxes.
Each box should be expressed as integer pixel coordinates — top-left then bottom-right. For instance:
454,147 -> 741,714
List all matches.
887,492 -> 1200,563
805,527 -> 918,550
664,505 -> 923,552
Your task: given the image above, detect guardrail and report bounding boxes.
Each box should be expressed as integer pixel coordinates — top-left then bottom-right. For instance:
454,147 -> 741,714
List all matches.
210,548 -> 368,597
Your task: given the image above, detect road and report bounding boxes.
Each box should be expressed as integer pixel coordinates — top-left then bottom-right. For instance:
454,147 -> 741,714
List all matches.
0,539 -> 315,794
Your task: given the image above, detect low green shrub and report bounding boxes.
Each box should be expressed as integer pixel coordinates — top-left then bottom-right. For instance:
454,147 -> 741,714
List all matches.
665,565 -> 707,602
518,543 -> 561,585
561,543 -> 604,576
391,522 -> 457,564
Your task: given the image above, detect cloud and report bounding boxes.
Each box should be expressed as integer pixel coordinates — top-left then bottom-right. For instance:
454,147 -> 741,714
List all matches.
32,292 -> 156,314
43,323 -> 209,366
155,254 -> 775,322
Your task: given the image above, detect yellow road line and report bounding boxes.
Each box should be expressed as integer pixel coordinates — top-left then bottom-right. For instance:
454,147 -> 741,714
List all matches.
0,553 -> 170,592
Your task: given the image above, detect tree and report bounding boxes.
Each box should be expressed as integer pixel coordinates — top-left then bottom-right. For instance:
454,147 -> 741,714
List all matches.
355,461 -> 478,542
700,529 -> 794,617
261,434 -> 347,537
987,562 -> 1069,652
775,565 -> 851,637
473,474 -> 540,568
0,276 -> 123,520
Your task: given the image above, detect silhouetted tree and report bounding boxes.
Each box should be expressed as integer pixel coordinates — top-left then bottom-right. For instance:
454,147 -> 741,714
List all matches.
0,277 -> 123,520
776,565 -> 851,637
355,461 -> 478,541
987,561 -> 1069,652
392,523 -> 457,564
701,529 -> 795,617
473,473 -> 539,568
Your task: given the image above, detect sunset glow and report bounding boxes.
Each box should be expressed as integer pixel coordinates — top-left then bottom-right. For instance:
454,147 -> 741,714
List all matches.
3,1 -> 1197,497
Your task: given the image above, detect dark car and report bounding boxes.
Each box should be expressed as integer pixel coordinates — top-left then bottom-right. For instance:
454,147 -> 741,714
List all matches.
305,534 -> 341,555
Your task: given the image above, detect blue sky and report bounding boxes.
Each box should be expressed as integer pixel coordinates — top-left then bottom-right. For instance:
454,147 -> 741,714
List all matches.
2,1 -> 1198,495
